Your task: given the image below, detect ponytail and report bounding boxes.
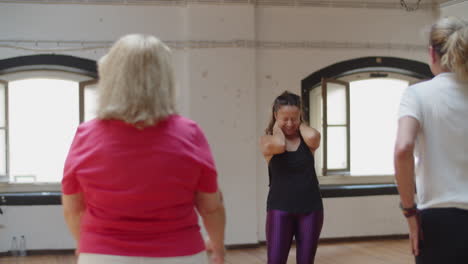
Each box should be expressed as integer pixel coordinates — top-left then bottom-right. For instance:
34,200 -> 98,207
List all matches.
430,17 -> 468,82
443,26 -> 468,82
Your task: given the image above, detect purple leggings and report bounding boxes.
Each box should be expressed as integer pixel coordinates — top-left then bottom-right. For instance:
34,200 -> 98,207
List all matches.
266,209 -> 324,264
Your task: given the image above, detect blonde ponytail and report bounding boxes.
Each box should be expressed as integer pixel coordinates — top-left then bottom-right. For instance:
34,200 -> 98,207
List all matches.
430,17 -> 468,82
443,26 -> 468,82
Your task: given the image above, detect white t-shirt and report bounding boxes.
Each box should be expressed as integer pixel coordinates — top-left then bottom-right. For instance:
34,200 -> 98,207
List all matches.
399,72 -> 468,210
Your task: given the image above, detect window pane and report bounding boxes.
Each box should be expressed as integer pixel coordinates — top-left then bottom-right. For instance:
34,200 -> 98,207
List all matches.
84,83 -> 98,122
309,88 -> 323,176
327,126 -> 347,170
9,78 -> 79,183
0,82 -> 5,127
309,88 -> 322,127
326,82 -> 347,125
350,78 -> 408,175
0,130 -> 5,176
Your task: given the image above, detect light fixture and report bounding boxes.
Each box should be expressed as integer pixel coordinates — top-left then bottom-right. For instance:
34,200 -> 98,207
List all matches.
400,0 -> 422,11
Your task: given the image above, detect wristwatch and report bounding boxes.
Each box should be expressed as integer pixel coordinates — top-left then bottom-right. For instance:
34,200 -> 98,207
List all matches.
399,203 -> 418,218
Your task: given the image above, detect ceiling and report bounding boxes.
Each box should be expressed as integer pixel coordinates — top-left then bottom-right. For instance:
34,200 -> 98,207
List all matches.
0,0 -> 458,6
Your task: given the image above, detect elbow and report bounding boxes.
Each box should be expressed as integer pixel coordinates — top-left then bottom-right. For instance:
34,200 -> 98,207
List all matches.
394,142 -> 415,161
198,203 -> 225,216
304,134 -> 321,150
311,136 -> 321,150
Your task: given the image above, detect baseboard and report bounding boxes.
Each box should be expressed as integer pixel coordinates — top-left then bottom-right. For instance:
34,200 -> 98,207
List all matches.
226,234 -> 409,249
0,234 -> 409,256
0,249 -> 75,257
318,234 -> 409,243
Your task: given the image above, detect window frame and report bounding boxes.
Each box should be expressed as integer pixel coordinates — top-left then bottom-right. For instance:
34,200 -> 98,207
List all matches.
322,78 -> 350,176
0,79 -> 9,183
79,79 -> 99,123
1,73 -> 97,185
0,54 -> 98,189
301,56 -> 433,184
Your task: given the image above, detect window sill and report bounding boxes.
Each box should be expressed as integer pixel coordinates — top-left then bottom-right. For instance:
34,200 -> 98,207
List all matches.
0,183 -> 61,193
0,183 -> 62,206
320,183 -> 398,198
0,184 -> 399,207
318,175 -> 398,198
318,175 -> 395,185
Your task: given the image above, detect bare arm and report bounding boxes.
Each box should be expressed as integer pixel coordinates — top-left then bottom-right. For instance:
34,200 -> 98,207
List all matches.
260,123 -> 286,162
394,116 -> 419,208
62,193 -> 85,246
196,190 -> 226,264
394,116 -> 420,256
299,123 -> 321,152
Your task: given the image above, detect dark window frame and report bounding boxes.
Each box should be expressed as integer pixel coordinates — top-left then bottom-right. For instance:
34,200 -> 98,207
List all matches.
0,183 -> 400,206
322,78 -> 351,175
0,80 -> 8,181
302,56 -> 433,176
0,54 -> 98,183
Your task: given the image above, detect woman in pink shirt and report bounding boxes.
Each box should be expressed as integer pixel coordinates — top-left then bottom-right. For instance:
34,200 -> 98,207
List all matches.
62,34 -> 225,264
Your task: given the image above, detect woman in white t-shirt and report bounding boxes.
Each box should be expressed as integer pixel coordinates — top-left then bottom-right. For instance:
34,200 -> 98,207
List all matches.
394,17 -> 468,264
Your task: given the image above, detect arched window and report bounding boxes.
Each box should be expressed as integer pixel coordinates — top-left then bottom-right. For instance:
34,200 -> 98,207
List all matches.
302,57 -> 432,182
0,55 -> 98,184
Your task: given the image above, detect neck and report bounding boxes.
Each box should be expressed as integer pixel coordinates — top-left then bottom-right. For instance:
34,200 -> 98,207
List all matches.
435,68 -> 451,75
285,132 -> 300,140
430,54 -> 450,75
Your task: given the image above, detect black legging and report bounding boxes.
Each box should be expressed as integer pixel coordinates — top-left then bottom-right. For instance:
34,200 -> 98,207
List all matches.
416,207 -> 468,264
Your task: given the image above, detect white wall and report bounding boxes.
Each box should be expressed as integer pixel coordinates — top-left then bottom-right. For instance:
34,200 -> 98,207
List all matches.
0,206 -> 76,251
0,1 -> 439,252
185,5 -> 258,245
441,0 -> 468,20
322,195 -> 407,238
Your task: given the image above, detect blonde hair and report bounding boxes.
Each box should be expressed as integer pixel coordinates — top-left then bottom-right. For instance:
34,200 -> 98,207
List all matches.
430,17 -> 468,82
97,34 -> 176,127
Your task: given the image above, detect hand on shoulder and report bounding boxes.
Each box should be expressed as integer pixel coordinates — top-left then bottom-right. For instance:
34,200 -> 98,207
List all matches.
299,123 -> 321,151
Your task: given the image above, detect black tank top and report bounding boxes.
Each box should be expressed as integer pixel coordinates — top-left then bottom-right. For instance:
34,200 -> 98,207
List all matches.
267,136 -> 323,213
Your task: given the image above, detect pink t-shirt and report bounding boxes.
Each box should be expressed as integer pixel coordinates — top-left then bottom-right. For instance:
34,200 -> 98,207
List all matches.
62,115 -> 218,257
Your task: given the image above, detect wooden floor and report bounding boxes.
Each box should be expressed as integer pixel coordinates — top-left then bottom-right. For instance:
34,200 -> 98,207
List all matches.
0,238 -> 413,264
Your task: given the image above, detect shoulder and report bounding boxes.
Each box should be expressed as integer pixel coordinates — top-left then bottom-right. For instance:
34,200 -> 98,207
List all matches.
407,74 -> 454,95
166,114 -> 199,130
405,74 -> 462,107
166,115 -> 209,144
75,118 -> 101,137
400,78 -> 438,108
406,79 -> 434,94
78,118 -> 100,129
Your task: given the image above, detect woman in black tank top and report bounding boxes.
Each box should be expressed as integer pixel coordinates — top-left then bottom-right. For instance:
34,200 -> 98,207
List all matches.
260,91 -> 323,264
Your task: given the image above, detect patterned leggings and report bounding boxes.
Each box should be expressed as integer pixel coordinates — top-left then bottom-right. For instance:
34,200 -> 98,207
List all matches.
266,209 -> 324,264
